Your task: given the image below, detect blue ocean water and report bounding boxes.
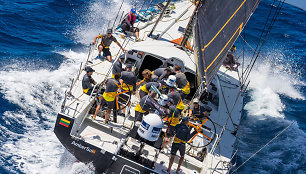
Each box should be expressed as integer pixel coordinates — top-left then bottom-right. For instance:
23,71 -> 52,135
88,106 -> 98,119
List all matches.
0,0 -> 305,174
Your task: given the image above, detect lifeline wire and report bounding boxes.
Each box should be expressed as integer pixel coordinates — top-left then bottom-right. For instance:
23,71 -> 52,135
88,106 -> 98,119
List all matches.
230,121 -> 295,174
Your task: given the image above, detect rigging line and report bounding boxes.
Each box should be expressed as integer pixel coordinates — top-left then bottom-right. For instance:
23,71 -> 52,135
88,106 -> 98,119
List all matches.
242,0 -> 286,86
242,0 -> 277,85
230,121 -> 295,174
242,0 -> 284,86
112,0 -> 125,29
216,75 -> 236,130
102,0 -> 149,82
239,35 -> 299,76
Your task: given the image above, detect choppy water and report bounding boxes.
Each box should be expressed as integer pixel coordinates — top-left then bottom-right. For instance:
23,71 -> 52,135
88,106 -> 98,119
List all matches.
0,0 -> 305,173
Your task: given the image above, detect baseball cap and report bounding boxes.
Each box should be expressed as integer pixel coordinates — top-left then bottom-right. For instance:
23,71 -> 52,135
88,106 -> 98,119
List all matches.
182,117 -> 189,122
126,64 -> 132,68
193,98 -> 199,103
107,28 -> 113,34
85,66 -> 95,72
131,8 -> 136,14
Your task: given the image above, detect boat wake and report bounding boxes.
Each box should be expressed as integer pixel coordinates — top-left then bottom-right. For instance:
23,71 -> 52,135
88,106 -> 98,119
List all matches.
236,58 -> 306,173
0,50 -> 95,173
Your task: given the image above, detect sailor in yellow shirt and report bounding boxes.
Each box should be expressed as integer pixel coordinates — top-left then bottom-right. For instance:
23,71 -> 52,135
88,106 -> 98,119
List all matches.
93,28 -> 126,62
82,66 -> 97,95
92,73 -> 121,124
165,117 -> 191,174
134,91 -> 167,122
139,82 -> 160,99
118,64 -> 136,115
136,69 -> 152,87
174,65 -> 190,100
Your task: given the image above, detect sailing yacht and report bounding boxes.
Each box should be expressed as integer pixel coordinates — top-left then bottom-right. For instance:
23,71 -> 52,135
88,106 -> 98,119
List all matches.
54,0 -> 260,173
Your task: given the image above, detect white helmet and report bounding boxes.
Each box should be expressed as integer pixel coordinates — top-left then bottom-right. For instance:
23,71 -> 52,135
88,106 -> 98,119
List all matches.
158,94 -> 168,106
165,75 -> 176,87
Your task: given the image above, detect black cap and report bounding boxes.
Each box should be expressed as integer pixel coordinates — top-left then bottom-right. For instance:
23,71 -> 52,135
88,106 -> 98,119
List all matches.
182,117 -> 189,122
85,66 -> 95,72
126,64 -> 132,68
168,98 -> 174,104
107,28 -> 113,34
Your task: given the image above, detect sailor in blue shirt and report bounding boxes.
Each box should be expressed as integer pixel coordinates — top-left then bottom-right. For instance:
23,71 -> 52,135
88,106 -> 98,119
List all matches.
165,117 -> 191,173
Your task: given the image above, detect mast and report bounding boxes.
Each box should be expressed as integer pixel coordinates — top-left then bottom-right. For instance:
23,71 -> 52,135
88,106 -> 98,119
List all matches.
180,1 -> 199,48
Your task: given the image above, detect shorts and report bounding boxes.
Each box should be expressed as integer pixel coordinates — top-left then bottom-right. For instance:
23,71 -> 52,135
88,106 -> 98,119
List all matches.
98,47 -> 111,57
121,23 -> 139,33
99,96 -> 115,109
179,90 -> 187,100
138,90 -> 147,99
166,125 -> 175,137
170,143 -> 186,156
135,111 -> 147,121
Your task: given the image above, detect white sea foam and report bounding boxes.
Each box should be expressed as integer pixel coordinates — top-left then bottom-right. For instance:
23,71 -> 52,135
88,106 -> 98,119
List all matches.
244,60 -> 304,118
73,0 -> 132,45
239,55 -> 306,173
0,0 -> 133,172
0,50 -> 94,173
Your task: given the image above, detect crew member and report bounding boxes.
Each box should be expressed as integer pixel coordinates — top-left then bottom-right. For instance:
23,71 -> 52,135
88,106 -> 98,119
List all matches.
82,66 -> 97,95
93,28 -> 126,62
189,98 -> 212,121
165,117 -> 191,174
174,65 -> 190,100
139,81 -> 160,99
92,73 -> 121,124
165,76 -> 184,116
119,64 -> 136,115
112,57 -> 125,78
136,69 -> 152,86
223,45 -> 240,71
151,67 -> 173,82
121,8 -> 141,42
134,91 -> 166,121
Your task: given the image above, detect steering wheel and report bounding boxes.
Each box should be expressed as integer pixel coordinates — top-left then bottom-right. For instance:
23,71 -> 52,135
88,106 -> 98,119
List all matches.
187,116 -> 216,148
115,84 -> 132,112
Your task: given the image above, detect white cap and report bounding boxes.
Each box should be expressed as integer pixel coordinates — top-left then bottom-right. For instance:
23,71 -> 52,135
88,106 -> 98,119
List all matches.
193,98 -> 199,103
165,75 -> 176,87
158,94 -> 168,106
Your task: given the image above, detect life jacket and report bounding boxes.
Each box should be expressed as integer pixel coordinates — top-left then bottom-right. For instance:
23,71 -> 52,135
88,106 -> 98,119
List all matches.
128,13 -> 136,25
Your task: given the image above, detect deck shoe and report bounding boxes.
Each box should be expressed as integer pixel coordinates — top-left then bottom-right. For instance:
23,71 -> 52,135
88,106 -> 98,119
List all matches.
96,54 -> 101,59
162,169 -> 170,174
175,169 -> 182,173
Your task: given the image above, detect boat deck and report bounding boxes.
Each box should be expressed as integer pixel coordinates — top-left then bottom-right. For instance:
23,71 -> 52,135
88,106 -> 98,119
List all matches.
77,106 -> 206,174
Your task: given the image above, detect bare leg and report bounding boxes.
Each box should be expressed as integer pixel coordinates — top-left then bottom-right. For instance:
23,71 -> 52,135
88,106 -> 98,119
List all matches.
161,137 -> 172,150
176,156 -> 184,172
98,45 -> 103,55
104,108 -> 112,122
167,155 -> 175,173
93,104 -> 102,119
106,55 -> 112,62
135,31 -> 140,39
